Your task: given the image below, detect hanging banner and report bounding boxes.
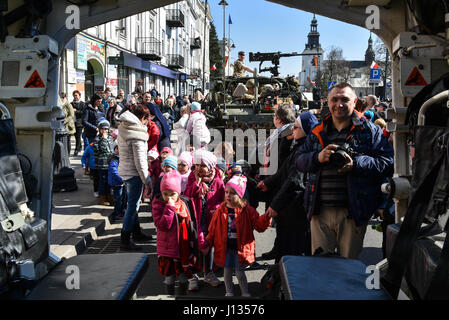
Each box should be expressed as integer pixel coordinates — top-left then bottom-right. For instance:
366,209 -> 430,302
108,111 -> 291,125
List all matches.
76,35 -> 105,71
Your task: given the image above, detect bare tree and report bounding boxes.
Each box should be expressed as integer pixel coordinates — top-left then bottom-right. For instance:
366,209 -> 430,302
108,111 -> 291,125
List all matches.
315,46 -> 350,96
374,38 -> 392,100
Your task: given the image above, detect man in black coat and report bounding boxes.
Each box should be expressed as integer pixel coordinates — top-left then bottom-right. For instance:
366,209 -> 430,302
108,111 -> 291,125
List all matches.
71,90 -> 86,155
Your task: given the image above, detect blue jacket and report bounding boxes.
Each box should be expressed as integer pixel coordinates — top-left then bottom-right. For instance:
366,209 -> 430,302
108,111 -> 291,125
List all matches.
81,143 -> 95,169
108,155 -> 123,186
295,111 -> 394,226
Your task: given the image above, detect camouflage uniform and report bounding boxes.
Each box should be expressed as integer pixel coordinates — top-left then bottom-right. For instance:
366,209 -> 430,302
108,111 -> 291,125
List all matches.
242,79 -> 255,102
233,59 -> 245,77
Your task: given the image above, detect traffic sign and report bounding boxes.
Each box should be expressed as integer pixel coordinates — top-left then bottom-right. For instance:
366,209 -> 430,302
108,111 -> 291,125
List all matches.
327,81 -> 337,90
370,68 -> 381,80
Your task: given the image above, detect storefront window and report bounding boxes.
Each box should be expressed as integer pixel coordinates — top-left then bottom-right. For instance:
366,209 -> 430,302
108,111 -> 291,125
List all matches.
118,65 -> 129,95
135,70 -> 143,93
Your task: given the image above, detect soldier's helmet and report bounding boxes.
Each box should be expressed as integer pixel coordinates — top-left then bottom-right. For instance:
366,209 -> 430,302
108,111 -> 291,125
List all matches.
245,79 -> 255,89
238,51 -> 245,56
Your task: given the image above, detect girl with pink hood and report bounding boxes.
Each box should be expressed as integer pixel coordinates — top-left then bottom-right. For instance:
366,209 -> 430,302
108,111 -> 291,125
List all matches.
184,149 -> 225,287
152,170 -> 200,296
177,151 -> 193,194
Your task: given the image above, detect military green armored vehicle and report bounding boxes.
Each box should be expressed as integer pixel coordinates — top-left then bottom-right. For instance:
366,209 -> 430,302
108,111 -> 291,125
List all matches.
203,74 -> 313,131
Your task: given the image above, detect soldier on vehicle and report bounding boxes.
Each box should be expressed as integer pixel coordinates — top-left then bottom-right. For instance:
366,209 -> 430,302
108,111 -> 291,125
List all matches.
233,51 -> 254,77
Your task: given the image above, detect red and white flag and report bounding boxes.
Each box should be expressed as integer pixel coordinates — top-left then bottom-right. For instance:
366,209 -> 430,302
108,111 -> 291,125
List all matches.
371,61 -> 379,69
211,64 -> 216,71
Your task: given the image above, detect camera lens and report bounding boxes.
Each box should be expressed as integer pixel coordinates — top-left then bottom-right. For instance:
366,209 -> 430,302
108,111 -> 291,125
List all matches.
330,149 -> 349,169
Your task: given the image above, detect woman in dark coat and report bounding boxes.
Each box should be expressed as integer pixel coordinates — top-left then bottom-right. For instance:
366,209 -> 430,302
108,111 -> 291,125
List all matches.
258,111 -> 318,262
146,102 -> 171,152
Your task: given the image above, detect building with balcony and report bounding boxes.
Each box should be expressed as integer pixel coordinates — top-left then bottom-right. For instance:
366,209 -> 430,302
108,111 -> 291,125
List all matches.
60,0 -> 212,102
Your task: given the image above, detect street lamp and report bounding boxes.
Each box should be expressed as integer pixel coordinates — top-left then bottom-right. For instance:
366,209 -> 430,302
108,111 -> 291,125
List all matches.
219,0 -> 228,113
219,0 -> 228,77
227,39 -> 236,76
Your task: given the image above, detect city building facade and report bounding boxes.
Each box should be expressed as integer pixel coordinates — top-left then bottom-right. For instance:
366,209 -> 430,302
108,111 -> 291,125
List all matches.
60,0 -> 212,101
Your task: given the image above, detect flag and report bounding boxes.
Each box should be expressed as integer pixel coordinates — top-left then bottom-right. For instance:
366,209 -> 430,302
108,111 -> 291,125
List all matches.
313,56 -> 318,69
370,61 -> 379,69
229,15 -> 232,25
224,56 -> 229,67
211,64 -> 216,71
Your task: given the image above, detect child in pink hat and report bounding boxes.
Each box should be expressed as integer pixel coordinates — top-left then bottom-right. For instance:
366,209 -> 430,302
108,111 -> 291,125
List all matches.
202,175 -> 272,297
152,170 -> 200,296
178,151 -> 193,194
184,149 -> 225,288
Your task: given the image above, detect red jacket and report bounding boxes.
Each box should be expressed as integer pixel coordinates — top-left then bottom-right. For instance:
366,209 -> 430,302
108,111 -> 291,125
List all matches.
147,120 -> 160,151
183,168 -> 225,248
206,202 -> 272,267
149,157 -> 162,185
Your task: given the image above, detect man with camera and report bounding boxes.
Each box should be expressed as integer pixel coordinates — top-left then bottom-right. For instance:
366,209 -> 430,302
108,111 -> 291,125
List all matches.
295,83 -> 394,259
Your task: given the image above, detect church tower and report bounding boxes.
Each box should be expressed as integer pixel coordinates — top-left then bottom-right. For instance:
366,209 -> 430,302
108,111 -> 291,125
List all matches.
365,32 -> 376,66
300,14 -> 324,91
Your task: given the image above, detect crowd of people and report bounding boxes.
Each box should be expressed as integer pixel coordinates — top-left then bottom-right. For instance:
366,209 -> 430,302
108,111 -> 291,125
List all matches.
61,81 -> 394,297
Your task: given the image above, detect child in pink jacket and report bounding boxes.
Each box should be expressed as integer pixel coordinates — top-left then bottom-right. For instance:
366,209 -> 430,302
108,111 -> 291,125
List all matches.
184,149 -> 225,287
152,170 -> 199,296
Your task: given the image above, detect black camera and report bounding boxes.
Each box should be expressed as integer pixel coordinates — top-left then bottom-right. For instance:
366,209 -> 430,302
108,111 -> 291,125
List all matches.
329,143 -> 355,169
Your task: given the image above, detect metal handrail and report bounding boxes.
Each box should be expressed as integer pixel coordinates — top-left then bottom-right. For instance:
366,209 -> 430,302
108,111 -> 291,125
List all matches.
0,102 -> 11,119
417,90 -> 449,125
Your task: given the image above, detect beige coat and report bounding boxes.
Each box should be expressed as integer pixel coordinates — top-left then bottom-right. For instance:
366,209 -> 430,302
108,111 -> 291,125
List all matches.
117,111 -> 150,184
62,100 -> 76,135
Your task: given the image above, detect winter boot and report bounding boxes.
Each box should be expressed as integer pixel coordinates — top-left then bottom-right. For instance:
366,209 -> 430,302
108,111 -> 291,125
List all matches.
107,194 -> 115,206
175,280 -> 188,296
166,283 -> 175,296
120,230 -> 142,251
132,221 -> 154,242
98,195 -> 110,206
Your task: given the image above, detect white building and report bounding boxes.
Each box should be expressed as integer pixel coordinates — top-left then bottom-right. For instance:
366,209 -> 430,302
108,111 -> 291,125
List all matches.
299,14 -> 323,92
60,0 -> 212,101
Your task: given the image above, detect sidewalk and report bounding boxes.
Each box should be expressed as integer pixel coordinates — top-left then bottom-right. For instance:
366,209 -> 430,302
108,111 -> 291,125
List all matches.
50,153 -> 118,259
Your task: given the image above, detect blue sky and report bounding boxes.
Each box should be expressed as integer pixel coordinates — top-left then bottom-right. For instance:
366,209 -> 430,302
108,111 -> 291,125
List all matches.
209,0 -> 377,77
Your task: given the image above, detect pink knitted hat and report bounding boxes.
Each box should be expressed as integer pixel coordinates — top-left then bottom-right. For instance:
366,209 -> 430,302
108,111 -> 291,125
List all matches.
160,170 -> 182,194
161,147 -> 173,155
226,175 -> 247,199
178,151 -> 193,168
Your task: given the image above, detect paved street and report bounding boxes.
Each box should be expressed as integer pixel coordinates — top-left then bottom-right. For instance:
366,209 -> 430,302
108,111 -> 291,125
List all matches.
50,139 -> 384,299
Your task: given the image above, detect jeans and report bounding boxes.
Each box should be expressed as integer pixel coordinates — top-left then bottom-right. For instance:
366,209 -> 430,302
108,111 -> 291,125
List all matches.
98,169 -> 110,196
74,126 -> 83,152
122,176 -> 144,233
82,131 -> 89,149
112,185 -> 126,216
89,168 -> 99,192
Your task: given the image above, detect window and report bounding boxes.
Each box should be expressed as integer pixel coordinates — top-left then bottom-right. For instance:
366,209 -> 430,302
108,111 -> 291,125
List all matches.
149,19 -> 154,36
118,19 -> 126,38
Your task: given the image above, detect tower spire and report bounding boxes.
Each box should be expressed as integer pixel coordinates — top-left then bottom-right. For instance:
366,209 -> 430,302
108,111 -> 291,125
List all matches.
306,14 -> 320,50
365,31 -> 375,66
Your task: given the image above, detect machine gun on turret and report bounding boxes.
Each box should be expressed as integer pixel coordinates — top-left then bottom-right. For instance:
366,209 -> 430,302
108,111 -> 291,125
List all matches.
249,51 -> 321,77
